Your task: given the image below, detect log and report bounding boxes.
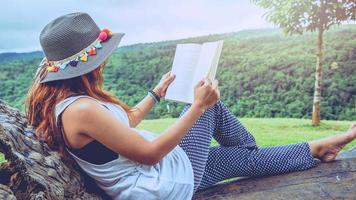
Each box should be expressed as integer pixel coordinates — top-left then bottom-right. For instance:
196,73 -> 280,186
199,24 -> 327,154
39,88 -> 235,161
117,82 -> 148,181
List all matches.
192,148 -> 356,199
0,184 -> 16,200
0,100 -> 109,200
0,99 -> 355,200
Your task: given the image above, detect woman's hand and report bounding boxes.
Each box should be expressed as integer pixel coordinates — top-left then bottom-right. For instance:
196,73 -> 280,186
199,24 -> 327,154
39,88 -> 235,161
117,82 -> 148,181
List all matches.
153,71 -> 176,98
192,78 -> 220,111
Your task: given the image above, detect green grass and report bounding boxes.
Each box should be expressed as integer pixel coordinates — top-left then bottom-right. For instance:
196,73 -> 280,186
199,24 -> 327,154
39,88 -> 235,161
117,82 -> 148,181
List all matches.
0,118 -> 354,163
138,118 -> 356,150
0,153 -> 5,164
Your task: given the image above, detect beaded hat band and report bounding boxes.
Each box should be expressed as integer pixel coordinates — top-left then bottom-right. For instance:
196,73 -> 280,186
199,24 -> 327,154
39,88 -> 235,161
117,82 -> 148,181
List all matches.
43,28 -> 113,73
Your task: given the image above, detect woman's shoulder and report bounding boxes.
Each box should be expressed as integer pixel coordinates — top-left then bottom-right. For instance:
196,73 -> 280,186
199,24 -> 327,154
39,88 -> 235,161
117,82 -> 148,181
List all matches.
55,96 -> 104,132
57,94 -> 104,112
58,95 -> 129,127
58,95 -> 130,134
57,96 -> 105,149
61,97 -> 104,119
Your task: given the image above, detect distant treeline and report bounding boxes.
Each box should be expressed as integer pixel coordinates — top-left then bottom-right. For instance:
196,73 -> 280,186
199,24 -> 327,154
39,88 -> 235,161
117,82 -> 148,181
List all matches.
0,26 -> 355,120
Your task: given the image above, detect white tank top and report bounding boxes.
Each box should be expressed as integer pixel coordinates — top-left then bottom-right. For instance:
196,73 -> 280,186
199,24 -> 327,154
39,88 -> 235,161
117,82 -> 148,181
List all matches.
54,95 -> 194,200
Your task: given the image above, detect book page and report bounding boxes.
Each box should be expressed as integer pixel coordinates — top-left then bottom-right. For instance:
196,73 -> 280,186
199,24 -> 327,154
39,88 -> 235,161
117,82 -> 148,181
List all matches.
192,41 -> 224,86
165,44 -> 202,103
207,41 -> 223,79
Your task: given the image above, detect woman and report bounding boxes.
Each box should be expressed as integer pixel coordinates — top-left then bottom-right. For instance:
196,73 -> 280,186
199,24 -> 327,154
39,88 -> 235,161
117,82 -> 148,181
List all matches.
26,13 -> 355,200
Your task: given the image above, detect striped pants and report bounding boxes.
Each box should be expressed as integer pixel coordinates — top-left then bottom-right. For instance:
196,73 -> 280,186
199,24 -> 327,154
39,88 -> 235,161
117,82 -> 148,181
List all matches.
178,101 -> 316,193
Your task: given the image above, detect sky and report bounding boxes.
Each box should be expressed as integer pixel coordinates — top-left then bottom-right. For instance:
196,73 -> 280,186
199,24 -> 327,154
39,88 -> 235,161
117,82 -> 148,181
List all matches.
0,0 -> 273,53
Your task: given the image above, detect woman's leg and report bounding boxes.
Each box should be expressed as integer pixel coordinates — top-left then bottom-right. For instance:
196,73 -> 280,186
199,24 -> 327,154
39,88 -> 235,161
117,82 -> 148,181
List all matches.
178,102 -> 220,192
212,101 -> 256,147
198,124 -> 356,190
178,100 -> 258,192
308,124 -> 356,161
197,143 -> 316,190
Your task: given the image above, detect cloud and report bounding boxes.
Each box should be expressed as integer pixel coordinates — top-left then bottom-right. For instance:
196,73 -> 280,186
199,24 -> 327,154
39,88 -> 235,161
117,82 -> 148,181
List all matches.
0,0 -> 271,52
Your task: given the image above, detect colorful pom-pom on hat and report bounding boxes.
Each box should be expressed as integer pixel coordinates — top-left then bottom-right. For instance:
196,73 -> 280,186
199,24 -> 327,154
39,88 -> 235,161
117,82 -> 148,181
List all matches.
69,60 -> 78,67
98,31 -> 108,41
44,28 -> 113,73
102,28 -> 113,37
47,66 -> 59,72
37,12 -> 125,83
88,48 -> 97,56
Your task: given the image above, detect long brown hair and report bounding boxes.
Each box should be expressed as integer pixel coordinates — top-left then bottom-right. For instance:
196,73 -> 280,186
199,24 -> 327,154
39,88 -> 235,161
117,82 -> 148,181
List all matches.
26,60 -> 133,164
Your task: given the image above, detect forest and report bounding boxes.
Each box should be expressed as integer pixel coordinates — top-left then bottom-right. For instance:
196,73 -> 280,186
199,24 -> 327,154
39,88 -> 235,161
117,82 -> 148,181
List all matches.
0,25 -> 355,120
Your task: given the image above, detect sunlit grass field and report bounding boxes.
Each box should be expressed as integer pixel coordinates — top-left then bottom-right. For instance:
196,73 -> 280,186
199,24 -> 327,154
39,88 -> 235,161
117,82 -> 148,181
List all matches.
0,118 -> 355,163
137,118 -> 355,149
0,153 -> 4,163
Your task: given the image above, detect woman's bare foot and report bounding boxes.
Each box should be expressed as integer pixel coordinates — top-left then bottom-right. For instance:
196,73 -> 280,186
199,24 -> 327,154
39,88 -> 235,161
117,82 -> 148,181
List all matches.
308,124 -> 356,162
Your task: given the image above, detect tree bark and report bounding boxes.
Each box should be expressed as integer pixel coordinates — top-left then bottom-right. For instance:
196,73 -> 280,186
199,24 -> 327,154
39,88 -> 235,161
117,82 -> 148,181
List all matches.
0,184 -> 16,200
312,28 -> 324,125
0,100 -> 110,200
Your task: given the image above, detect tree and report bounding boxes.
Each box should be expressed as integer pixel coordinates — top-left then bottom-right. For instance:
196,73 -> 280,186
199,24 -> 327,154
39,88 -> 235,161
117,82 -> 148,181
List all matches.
252,0 -> 355,125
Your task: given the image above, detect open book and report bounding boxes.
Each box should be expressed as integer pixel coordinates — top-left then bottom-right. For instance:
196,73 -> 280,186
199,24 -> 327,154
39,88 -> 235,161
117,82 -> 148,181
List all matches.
165,40 -> 224,104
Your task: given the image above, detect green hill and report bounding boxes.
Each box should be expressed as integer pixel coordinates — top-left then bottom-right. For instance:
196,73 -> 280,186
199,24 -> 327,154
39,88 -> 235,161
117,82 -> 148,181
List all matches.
0,26 -> 355,120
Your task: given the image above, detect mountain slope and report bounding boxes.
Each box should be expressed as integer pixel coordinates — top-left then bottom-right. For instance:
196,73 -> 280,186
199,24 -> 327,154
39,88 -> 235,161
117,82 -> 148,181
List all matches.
0,26 -> 355,120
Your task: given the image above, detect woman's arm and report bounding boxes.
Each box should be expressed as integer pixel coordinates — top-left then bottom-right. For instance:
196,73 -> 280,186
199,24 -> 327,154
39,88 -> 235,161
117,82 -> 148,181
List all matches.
151,79 -> 220,162
129,95 -> 155,128
129,72 -> 175,127
62,79 -> 219,166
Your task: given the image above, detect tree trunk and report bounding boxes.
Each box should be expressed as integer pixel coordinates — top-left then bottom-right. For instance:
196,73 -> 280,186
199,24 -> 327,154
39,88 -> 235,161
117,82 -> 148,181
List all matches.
0,184 -> 16,200
312,28 -> 324,125
0,100 -> 110,200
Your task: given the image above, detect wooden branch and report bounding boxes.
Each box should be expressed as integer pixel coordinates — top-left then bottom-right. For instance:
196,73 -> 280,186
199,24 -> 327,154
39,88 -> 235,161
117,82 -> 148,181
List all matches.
0,184 -> 16,200
193,149 -> 356,200
0,100 -> 109,200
